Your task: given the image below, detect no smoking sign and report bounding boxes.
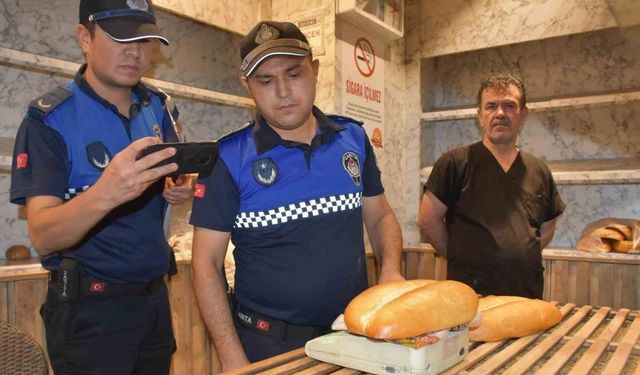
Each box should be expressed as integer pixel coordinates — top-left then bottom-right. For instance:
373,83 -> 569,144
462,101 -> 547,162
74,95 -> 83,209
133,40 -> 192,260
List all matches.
353,37 -> 375,78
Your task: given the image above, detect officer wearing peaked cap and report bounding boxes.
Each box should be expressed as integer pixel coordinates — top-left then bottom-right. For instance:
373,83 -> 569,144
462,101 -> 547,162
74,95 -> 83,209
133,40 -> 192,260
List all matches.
190,20 -> 405,370
10,1 -> 192,374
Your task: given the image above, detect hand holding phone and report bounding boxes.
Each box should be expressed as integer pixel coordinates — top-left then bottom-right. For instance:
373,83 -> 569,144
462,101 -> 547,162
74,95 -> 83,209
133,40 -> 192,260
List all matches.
139,142 -> 218,177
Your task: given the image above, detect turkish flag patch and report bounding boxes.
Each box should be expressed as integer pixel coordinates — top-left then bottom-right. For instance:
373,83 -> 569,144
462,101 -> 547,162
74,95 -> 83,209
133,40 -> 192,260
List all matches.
89,281 -> 105,293
16,153 -> 28,169
194,183 -> 206,198
256,319 -> 270,332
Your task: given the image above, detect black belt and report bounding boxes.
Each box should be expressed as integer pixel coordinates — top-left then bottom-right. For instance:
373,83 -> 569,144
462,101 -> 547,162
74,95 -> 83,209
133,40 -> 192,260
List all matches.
234,303 -> 331,341
49,270 -> 164,299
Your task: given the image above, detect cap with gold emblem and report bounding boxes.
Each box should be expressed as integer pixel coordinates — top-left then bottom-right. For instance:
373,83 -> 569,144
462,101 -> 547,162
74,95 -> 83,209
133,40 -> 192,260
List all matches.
240,21 -> 311,77
79,0 -> 169,45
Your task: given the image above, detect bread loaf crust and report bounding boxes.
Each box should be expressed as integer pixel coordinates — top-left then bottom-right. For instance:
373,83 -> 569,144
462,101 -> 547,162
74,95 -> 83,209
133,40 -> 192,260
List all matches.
344,280 -> 478,339
477,295 -> 528,312
469,298 -> 561,342
5,245 -> 31,261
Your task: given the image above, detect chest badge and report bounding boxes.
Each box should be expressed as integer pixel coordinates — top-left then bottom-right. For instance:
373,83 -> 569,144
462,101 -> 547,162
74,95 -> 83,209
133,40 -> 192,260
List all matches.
86,142 -> 112,170
342,152 -> 362,186
152,123 -> 163,141
253,157 -> 278,186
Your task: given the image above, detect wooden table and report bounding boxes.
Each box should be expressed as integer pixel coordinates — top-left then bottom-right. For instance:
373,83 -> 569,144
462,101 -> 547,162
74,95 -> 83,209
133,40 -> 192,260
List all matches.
221,303 -> 640,374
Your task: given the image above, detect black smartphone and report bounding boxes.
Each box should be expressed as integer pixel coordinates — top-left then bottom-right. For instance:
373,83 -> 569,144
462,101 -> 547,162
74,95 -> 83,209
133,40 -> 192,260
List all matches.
140,142 -> 218,177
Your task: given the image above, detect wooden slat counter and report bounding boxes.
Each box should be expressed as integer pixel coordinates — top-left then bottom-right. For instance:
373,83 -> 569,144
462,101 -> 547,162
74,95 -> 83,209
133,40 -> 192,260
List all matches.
221,303 -> 640,375
398,245 -> 640,310
0,253 -> 221,375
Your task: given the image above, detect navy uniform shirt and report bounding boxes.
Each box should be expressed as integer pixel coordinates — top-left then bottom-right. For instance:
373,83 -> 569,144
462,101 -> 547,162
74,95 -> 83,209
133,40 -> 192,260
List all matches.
425,142 -> 566,298
10,65 -> 179,284
190,107 -> 383,326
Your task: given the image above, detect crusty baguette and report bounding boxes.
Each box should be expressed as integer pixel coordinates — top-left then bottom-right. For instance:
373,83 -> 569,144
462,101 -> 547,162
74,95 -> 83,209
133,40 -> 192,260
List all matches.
469,299 -> 561,342
344,279 -> 435,334
344,280 -> 478,340
477,295 -> 528,312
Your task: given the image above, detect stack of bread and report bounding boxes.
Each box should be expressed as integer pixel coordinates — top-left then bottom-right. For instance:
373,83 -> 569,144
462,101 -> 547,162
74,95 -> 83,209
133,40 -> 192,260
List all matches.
468,295 -> 562,342
343,280 -> 478,347
576,219 -> 639,253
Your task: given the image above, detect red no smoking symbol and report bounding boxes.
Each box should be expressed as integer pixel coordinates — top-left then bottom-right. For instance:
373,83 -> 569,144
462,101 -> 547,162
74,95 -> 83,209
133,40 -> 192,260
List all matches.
354,37 -> 375,78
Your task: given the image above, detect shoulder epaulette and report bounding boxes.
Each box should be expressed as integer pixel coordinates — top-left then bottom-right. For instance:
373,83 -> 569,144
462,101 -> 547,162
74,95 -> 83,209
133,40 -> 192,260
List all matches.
142,82 -> 169,101
326,114 -> 364,126
217,122 -> 253,143
29,86 -> 72,115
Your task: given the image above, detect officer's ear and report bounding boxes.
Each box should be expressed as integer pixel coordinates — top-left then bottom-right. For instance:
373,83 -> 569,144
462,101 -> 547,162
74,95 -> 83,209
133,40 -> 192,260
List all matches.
76,24 -> 92,55
240,74 -> 250,96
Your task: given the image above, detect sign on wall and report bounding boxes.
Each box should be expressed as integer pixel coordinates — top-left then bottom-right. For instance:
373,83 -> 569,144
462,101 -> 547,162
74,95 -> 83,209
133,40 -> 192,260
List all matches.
291,10 -> 327,56
339,22 -> 385,149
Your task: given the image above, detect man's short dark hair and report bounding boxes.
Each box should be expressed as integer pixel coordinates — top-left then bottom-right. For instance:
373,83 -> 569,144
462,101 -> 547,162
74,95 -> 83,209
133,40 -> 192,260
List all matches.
477,74 -> 527,108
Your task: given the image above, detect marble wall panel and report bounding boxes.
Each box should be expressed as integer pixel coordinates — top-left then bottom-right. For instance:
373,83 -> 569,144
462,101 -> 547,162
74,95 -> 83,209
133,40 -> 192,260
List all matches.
154,0 -> 271,35
0,66 -> 68,138
421,103 -> 640,166
272,0 -> 336,112
420,0 -> 618,58
421,27 -> 640,111
402,0 -> 425,245
0,174 -> 30,255
606,0 -> 640,27
555,185 -> 640,247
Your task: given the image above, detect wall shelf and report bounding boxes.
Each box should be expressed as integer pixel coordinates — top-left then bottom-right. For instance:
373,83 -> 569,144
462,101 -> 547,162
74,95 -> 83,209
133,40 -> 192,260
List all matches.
0,46 -> 255,109
421,90 -> 640,122
0,137 -> 13,173
420,157 -> 640,185
337,0 -> 404,41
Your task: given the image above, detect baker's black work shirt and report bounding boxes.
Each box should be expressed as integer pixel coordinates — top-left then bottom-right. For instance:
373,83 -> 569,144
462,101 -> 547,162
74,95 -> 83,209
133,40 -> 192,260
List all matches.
425,142 -> 565,298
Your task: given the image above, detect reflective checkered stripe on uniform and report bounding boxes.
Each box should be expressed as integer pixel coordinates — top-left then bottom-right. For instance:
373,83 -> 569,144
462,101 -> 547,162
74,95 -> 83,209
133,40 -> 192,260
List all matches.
234,192 -> 362,229
65,185 -> 91,201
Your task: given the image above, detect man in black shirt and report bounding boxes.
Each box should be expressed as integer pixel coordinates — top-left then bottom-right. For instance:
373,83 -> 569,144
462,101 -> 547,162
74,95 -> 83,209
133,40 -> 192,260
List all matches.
418,74 -> 565,298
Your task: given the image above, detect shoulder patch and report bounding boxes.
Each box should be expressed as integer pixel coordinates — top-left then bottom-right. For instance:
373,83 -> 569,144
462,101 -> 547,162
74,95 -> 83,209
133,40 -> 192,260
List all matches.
142,82 -> 168,101
29,86 -> 72,114
327,114 -> 364,126
217,122 -> 253,143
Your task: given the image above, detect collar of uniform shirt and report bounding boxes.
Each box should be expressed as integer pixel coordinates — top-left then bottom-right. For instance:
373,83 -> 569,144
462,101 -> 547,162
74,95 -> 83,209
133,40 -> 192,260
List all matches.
253,106 -> 346,154
74,64 -> 152,111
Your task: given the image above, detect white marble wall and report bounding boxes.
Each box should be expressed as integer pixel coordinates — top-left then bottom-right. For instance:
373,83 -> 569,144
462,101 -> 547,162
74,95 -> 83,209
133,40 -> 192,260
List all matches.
420,26 -> 640,248
272,0 -> 337,113
0,0 -> 253,258
154,0 -> 271,35
420,0 -> 618,58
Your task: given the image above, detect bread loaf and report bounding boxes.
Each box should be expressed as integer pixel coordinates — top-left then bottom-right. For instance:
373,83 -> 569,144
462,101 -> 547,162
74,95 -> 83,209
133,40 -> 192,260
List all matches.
593,227 -> 625,241
605,224 -> 632,239
5,245 -> 31,261
344,280 -> 478,340
469,298 -> 561,342
477,295 -> 528,312
612,240 -> 640,253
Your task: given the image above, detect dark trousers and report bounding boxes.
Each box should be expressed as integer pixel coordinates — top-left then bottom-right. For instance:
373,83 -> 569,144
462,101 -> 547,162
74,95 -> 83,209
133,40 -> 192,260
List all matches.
233,303 -> 331,363
40,282 -> 176,375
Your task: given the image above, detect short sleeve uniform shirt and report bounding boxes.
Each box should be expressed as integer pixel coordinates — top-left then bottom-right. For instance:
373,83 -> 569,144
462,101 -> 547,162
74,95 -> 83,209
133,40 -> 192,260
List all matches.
190,107 -> 383,326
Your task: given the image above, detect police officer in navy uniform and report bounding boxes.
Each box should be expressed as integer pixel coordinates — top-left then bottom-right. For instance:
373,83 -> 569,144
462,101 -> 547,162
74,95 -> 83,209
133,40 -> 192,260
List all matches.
190,21 -> 405,371
9,1 -> 192,374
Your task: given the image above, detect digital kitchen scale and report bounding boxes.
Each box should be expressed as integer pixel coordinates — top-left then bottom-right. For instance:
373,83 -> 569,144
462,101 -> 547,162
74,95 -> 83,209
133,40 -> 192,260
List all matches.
305,328 -> 469,375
